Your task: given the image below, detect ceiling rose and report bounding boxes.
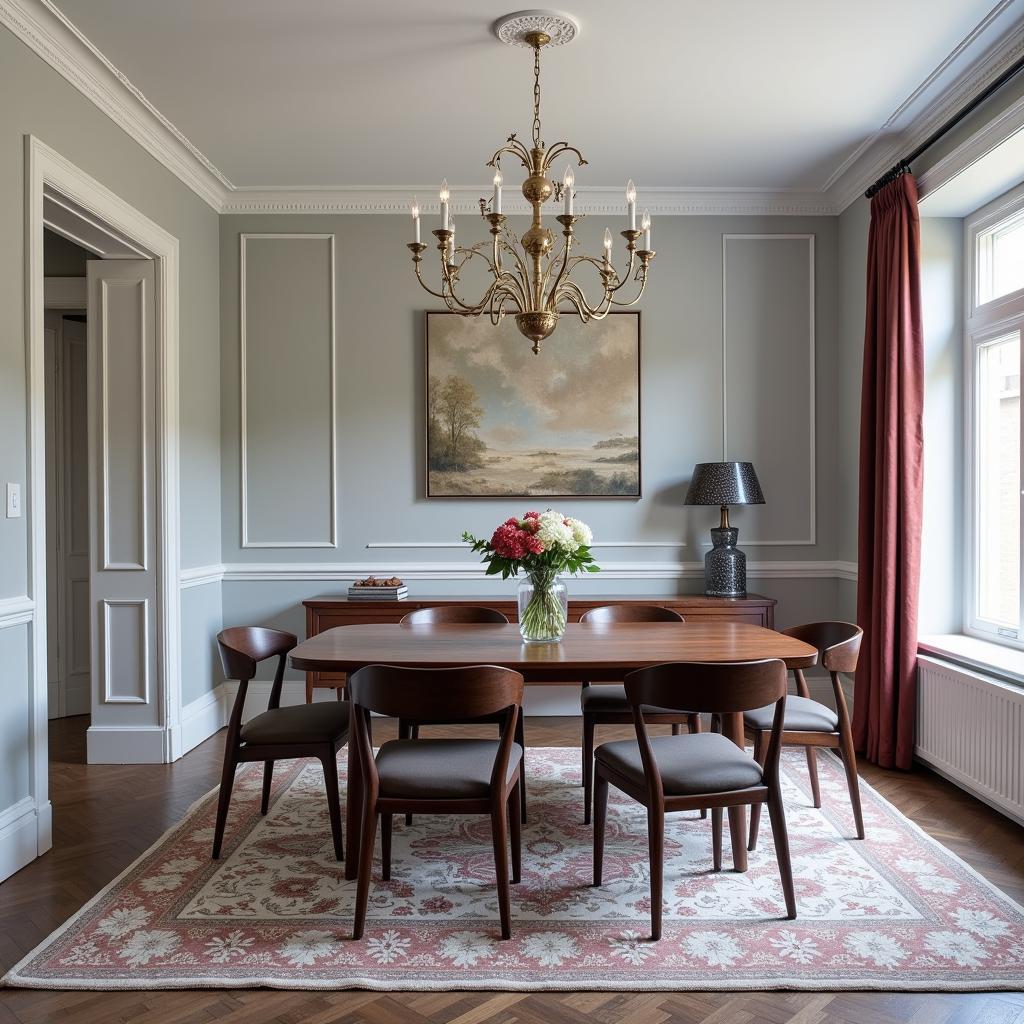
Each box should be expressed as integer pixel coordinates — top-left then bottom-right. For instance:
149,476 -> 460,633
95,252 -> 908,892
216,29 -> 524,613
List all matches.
493,9 -> 581,48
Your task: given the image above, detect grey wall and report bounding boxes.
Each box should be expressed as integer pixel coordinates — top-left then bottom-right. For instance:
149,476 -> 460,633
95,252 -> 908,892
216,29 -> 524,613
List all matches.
218,212 -> 842,678
0,24 -> 222,805
43,229 -> 90,276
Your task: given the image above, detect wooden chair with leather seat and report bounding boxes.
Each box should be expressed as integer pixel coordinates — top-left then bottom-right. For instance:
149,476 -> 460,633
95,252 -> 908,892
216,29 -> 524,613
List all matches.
579,604 -> 700,824
593,659 -> 796,940
348,663 -> 524,940
213,627 -> 350,861
746,621 -> 864,851
397,605 -> 527,824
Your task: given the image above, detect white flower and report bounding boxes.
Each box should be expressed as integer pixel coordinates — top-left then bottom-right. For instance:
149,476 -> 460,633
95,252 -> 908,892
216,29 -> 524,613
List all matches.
769,930 -> 819,965
367,930 -> 410,964
439,931 -> 495,967
953,909 -> 1011,941
139,873 -> 186,894
118,929 -> 180,966
916,874 -> 960,894
522,932 -> 579,967
844,931 -> 908,968
160,857 -> 201,874
205,930 -> 255,964
567,517 -> 593,547
683,932 -> 741,968
536,510 -> 575,551
608,930 -> 656,965
924,930 -> 988,967
280,929 -> 336,967
95,907 -> 149,939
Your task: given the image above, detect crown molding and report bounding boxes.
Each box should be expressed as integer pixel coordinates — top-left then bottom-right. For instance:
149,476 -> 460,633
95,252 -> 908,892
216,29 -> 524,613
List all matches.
825,0 -> 1024,212
0,0 -> 231,211
220,186 -> 838,217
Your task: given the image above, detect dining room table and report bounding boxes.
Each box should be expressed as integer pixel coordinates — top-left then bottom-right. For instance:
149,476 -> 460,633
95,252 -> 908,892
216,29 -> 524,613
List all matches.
289,620 -> 819,880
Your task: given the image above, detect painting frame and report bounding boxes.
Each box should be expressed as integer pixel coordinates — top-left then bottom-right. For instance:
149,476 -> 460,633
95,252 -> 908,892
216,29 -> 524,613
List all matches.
424,309 -> 642,499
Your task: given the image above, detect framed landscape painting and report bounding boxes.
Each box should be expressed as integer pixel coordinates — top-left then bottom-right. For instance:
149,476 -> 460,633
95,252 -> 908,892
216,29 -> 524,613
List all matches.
425,311 -> 640,498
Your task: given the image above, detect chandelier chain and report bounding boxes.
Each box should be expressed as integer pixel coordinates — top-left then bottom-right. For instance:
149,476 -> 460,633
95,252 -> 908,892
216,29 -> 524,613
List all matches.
532,43 -> 542,147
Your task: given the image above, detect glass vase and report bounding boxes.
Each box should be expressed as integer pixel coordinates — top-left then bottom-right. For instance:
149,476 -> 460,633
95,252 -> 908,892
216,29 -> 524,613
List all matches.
517,572 -> 568,643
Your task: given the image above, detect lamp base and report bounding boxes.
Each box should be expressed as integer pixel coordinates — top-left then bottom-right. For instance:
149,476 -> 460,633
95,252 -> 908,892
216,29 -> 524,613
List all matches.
704,527 -> 747,598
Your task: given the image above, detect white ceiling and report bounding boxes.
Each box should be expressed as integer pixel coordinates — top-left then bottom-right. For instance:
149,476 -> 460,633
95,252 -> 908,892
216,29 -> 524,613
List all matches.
50,0 -> 1003,191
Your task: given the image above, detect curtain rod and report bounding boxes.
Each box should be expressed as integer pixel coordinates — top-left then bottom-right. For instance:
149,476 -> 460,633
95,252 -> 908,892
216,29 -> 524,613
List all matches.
864,51 -> 1024,199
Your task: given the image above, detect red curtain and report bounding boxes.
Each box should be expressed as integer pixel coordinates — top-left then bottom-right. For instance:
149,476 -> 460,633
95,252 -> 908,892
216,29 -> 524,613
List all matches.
854,174 -> 925,771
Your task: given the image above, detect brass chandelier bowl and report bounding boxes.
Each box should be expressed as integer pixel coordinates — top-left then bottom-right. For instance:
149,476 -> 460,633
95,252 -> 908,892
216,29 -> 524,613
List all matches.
406,11 -> 655,354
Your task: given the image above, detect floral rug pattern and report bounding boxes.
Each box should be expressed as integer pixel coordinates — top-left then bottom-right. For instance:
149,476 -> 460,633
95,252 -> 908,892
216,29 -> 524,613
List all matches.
5,748 -> 1024,990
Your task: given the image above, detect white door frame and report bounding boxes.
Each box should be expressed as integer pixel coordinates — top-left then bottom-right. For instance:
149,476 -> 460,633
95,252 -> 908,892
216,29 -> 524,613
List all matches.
25,135 -> 182,843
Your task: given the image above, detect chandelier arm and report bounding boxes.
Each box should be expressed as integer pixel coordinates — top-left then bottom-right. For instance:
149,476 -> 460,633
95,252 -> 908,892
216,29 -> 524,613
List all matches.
608,270 -> 649,306
497,236 -> 534,309
542,143 -> 588,173
487,139 -> 532,173
545,233 -> 574,310
413,260 -> 453,301
557,278 -> 614,321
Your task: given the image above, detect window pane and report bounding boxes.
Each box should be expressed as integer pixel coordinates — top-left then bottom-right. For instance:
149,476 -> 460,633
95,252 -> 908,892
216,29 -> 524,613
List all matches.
978,211 -> 1024,305
977,332 -> 1020,627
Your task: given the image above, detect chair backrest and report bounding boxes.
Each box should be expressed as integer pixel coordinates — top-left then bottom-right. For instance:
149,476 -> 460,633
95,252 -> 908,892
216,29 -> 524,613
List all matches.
624,660 -> 788,798
400,605 -> 510,625
217,626 -> 297,740
580,604 -> 684,624
782,621 -> 862,674
348,664 -> 525,800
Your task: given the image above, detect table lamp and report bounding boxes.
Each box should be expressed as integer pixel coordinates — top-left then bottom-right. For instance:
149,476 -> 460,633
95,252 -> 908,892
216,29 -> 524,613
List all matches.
684,462 -> 765,598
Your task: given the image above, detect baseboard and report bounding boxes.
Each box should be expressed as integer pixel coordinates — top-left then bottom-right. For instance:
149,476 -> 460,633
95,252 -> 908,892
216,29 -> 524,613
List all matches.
0,798 -> 40,883
86,725 -> 170,764
180,685 -> 227,754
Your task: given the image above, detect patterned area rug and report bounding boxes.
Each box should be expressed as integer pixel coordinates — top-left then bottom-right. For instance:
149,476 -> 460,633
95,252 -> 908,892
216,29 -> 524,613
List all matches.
5,747 -> 1024,991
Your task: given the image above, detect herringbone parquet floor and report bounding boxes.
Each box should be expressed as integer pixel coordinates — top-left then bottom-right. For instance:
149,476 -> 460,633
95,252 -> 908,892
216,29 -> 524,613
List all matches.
1,716 -> 1022,1024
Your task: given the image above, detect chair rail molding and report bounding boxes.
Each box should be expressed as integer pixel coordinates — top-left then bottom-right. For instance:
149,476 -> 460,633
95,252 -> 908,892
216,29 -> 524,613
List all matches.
0,595 -> 35,629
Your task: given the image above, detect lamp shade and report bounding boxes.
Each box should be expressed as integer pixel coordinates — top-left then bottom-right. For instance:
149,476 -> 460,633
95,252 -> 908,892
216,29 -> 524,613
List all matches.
683,462 -> 765,506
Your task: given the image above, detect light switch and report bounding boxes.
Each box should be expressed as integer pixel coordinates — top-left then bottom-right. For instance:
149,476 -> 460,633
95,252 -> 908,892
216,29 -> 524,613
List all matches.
6,483 -> 21,518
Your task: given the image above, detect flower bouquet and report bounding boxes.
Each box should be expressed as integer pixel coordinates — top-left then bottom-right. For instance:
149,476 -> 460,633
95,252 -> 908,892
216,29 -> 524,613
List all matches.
463,511 -> 600,643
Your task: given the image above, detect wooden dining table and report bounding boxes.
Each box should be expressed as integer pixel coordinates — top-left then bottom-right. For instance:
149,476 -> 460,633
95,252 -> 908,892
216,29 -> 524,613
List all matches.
289,620 -> 819,880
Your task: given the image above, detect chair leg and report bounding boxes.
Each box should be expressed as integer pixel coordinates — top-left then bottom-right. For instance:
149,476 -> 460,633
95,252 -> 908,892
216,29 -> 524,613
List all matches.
805,746 -> 822,808
838,730 -> 866,840
260,760 -> 274,816
380,813 -> 392,881
748,731 -> 768,852
767,792 -> 797,919
305,678 -> 314,704
671,723 -> 681,736
711,807 -> 723,872
582,714 -> 596,824
398,720 -> 414,827
509,778 -> 522,884
647,805 -> 665,941
352,806 -> 379,940
212,756 -> 238,860
592,772 -> 609,886
411,725 -> 420,741
320,752 -> 345,862
490,800 -> 512,940
688,713 -> 702,734
514,713 -> 527,824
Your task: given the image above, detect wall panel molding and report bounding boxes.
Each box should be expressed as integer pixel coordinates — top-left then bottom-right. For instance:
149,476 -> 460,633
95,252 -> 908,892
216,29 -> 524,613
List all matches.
240,233 -> 337,549
0,596 -> 35,629
101,598 -> 149,704
722,234 -> 816,546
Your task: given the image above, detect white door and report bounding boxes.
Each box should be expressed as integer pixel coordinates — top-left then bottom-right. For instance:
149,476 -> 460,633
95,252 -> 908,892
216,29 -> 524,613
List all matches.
86,260 -> 158,758
44,314 -> 91,719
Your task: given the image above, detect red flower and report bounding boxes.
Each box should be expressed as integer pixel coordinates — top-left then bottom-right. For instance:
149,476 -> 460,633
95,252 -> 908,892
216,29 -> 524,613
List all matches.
525,535 -> 544,555
490,523 -> 530,559
523,511 -> 540,519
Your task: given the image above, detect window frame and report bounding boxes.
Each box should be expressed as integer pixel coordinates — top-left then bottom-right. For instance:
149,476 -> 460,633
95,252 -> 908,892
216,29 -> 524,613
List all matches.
964,181 -> 1024,648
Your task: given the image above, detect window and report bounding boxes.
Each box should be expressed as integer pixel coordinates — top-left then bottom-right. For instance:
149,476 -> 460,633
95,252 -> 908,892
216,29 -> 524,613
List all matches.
967,185 -> 1024,646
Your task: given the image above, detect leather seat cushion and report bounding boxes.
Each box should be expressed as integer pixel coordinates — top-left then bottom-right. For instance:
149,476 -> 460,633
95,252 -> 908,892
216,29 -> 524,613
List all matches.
744,695 -> 839,733
376,739 -> 523,800
241,701 -> 350,746
595,733 -> 763,795
581,684 -> 694,717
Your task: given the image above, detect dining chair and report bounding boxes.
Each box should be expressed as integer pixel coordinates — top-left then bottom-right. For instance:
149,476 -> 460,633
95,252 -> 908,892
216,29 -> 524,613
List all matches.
213,627 -> 350,861
579,604 -> 700,824
745,621 -> 864,850
593,659 -> 795,940
348,663 -> 524,940
397,605 -> 527,824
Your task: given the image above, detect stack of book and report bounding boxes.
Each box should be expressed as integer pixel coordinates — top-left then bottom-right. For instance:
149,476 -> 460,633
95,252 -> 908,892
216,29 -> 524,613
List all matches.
348,576 -> 408,600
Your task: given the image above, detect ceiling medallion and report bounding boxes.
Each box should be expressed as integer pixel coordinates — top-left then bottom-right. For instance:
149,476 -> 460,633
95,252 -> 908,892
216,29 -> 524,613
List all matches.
406,9 -> 655,354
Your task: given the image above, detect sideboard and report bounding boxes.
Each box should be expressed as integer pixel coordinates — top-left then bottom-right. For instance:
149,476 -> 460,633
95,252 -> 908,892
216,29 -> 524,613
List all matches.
301,593 -> 776,701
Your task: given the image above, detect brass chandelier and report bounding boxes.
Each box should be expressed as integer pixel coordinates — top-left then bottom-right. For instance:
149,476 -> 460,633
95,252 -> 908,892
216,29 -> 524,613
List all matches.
406,10 -> 655,354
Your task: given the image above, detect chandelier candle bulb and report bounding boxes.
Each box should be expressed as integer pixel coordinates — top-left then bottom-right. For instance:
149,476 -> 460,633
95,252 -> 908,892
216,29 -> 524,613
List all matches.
641,208 -> 651,250
563,165 -> 574,215
411,197 -> 421,243
603,227 -> 613,266
626,179 -> 637,229
439,179 -> 450,229
493,169 -> 503,214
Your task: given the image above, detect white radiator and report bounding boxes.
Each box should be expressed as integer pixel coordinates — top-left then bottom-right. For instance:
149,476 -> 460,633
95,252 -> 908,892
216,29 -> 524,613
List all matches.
916,655 -> 1024,825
